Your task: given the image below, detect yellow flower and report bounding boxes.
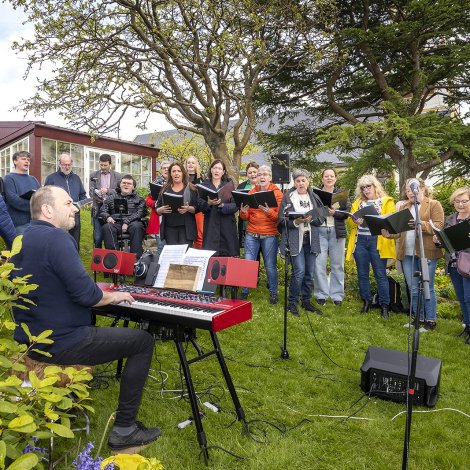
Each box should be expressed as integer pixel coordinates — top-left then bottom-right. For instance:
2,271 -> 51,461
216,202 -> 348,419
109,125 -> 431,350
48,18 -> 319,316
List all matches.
101,453 -> 163,470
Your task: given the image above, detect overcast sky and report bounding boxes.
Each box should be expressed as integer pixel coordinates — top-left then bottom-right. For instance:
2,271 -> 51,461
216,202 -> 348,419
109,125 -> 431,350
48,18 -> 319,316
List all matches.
0,3 -> 170,142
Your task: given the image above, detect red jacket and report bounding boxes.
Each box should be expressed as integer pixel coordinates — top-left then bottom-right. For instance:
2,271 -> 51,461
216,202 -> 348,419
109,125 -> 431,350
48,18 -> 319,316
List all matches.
239,183 -> 283,236
145,195 -> 160,234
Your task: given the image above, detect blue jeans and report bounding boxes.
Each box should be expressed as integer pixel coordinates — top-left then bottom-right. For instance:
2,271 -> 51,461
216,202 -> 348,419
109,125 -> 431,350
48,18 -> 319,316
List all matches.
92,216 -> 104,248
314,226 -> 346,302
402,256 -> 438,321
449,266 -> 470,327
289,236 -> 317,304
37,326 -> 154,427
353,235 -> 389,305
242,233 -> 278,297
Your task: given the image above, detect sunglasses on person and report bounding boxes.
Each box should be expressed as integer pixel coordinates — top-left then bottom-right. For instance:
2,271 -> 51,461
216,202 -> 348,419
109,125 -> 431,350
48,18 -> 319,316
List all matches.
360,184 -> 373,191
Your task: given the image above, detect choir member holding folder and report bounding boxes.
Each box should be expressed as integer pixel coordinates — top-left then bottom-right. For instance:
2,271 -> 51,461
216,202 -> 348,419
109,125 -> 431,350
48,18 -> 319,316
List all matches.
239,165 -> 283,304
236,162 -> 259,248
198,159 -> 239,257
346,175 -> 396,318
382,178 -> 444,330
278,169 -> 325,315
155,162 -> 198,245
313,168 -> 351,306
439,187 -> 470,341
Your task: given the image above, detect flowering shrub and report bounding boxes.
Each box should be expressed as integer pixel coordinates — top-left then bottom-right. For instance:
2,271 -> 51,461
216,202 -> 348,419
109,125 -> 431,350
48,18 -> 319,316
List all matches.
0,239 -> 94,469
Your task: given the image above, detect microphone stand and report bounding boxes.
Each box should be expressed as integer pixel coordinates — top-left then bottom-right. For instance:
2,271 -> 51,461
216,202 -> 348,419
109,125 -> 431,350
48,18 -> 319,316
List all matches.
402,192 -> 430,469
281,203 -> 292,359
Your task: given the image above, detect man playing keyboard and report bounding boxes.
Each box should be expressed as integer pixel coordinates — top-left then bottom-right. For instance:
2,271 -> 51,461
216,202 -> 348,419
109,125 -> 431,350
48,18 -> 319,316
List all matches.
11,186 -> 161,453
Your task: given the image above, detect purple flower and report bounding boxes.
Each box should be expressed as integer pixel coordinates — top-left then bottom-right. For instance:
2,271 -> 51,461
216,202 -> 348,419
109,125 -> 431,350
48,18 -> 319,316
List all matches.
73,442 -> 114,470
23,437 -> 47,455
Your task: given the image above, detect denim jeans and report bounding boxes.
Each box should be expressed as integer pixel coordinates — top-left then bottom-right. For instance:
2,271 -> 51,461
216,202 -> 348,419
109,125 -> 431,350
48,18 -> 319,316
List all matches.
314,226 -> 346,302
353,235 -> 389,305
38,326 -> 154,427
449,265 -> 470,327
401,256 -> 438,321
92,216 -> 104,248
289,235 -> 317,304
242,233 -> 278,297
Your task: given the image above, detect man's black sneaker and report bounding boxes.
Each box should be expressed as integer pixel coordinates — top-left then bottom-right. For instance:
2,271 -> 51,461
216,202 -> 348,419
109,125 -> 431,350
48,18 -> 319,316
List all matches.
333,300 -> 342,306
316,299 -> 326,306
269,294 -> 278,305
302,301 -> 323,315
288,303 -> 299,316
108,422 -> 161,453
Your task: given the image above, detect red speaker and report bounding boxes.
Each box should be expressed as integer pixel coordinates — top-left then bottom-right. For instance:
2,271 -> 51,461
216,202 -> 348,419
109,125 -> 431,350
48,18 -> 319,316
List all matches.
207,257 -> 259,288
91,248 -> 136,275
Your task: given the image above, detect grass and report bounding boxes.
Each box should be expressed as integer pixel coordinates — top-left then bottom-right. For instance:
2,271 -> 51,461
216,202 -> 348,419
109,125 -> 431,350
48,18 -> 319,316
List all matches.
40,212 -> 470,468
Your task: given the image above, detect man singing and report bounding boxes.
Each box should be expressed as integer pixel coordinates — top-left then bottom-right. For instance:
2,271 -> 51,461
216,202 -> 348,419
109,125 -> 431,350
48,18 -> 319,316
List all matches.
11,186 -> 161,452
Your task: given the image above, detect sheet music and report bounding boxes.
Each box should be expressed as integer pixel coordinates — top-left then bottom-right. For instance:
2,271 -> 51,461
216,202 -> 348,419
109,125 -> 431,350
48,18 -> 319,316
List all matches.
183,248 -> 216,291
153,244 -> 188,288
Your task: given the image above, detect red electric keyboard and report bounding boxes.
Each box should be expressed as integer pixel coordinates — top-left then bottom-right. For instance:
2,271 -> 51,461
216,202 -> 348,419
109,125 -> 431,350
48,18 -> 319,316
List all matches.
93,282 -> 250,462
94,283 -> 252,332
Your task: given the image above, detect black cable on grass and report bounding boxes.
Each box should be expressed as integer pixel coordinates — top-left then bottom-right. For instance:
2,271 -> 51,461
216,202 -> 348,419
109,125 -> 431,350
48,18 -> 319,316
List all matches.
304,311 -> 357,372
198,445 -> 245,462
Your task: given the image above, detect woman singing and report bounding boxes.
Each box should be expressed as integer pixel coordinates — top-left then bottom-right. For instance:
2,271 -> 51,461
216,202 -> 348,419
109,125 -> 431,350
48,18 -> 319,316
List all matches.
155,162 -> 198,245
346,175 -> 396,318
314,168 -> 351,306
441,187 -> 470,342
184,156 -> 204,249
239,165 -> 282,304
199,159 -> 239,257
237,161 -> 260,248
278,169 -> 325,315
383,178 -> 444,329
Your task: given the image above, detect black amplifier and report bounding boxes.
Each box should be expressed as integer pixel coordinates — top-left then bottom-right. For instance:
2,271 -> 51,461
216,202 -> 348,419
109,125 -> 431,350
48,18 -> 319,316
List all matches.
360,346 -> 441,407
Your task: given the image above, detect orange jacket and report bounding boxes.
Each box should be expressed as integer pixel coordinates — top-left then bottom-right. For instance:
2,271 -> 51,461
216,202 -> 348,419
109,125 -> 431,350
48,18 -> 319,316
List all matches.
239,183 -> 283,236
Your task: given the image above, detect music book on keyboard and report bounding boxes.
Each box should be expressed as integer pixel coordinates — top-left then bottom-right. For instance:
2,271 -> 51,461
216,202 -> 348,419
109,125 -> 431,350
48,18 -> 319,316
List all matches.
164,264 -> 202,291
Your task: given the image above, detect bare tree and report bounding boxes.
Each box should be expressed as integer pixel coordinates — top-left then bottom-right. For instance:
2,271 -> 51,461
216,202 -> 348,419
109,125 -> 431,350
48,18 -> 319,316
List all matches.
10,0 -> 327,181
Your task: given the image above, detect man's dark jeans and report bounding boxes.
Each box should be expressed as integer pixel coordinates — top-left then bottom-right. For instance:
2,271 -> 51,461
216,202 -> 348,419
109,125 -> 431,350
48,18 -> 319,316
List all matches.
40,326 -> 154,426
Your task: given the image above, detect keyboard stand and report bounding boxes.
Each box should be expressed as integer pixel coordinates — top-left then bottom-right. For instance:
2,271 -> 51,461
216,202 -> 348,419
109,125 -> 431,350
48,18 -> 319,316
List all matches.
173,324 -> 246,464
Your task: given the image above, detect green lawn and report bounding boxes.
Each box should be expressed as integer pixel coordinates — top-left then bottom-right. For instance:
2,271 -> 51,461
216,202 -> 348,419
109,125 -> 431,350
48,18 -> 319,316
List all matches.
58,212 -> 470,468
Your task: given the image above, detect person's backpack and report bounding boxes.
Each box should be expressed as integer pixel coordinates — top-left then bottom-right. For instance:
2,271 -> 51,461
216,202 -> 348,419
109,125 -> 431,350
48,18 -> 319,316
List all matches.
370,276 -> 406,312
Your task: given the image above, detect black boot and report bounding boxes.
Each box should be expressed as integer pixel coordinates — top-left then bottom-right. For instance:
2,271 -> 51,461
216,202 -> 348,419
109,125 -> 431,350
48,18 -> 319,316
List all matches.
380,304 -> 389,319
360,300 -> 370,313
465,335 -> 470,345
457,325 -> 470,337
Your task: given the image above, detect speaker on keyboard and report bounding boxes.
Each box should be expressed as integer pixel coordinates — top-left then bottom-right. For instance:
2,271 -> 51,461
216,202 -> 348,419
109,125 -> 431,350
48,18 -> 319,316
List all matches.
91,248 -> 136,275
207,257 -> 259,288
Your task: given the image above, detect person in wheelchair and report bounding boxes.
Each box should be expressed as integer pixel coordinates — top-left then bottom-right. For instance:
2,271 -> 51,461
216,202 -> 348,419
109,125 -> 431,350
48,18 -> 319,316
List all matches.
101,175 -> 146,258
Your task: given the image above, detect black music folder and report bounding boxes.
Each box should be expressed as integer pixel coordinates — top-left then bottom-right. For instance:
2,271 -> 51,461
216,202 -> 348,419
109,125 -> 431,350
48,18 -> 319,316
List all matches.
196,183 -> 219,200
336,204 -> 379,223
232,190 -> 278,208
313,188 -> 350,207
363,209 -> 414,236
150,182 -> 163,200
431,219 -> 470,253
162,192 -> 184,211
20,189 -> 36,200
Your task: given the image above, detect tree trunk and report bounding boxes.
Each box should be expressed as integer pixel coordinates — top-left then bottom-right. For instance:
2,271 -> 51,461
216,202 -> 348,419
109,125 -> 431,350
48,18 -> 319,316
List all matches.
204,131 -> 240,184
397,146 -> 417,199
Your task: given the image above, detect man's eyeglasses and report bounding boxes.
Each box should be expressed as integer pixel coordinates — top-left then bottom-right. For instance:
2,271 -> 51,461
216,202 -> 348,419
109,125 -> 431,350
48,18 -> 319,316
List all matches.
360,184 -> 373,191
454,199 -> 469,205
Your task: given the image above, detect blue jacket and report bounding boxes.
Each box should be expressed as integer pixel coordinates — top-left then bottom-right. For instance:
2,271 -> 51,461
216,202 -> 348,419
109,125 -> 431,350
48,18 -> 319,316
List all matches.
0,195 -> 17,248
44,171 -> 87,202
3,172 -> 40,226
11,220 -> 103,354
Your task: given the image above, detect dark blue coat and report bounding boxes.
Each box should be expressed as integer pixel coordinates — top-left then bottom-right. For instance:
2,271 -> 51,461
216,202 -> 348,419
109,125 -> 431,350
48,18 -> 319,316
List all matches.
0,195 -> 17,248
44,171 -> 87,202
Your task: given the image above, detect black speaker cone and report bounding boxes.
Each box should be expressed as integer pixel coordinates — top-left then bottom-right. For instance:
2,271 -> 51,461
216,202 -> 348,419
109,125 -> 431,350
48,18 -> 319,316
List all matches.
211,260 -> 220,279
103,253 -> 118,269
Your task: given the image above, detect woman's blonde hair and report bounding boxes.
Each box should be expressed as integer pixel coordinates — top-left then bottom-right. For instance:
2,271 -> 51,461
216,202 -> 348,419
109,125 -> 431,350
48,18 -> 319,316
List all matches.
449,186 -> 470,204
355,174 -> 387,200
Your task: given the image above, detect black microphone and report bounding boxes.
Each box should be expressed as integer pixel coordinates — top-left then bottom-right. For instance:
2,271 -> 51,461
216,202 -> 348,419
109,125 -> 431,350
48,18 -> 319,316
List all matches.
408,178 -> 420,195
